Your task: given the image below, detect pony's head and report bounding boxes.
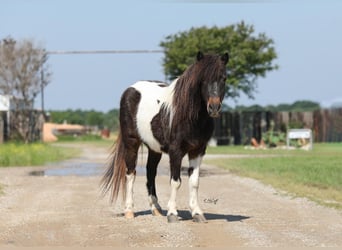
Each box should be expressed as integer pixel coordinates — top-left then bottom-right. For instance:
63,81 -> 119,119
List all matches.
195,51 -> 229,118
173,51 -> 229,124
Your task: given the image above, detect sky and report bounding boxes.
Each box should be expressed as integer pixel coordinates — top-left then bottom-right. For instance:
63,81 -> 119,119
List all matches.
1,0 -> 342,112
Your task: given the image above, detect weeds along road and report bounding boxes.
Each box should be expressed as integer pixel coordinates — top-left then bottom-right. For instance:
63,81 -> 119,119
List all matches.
0,143 -> 341,247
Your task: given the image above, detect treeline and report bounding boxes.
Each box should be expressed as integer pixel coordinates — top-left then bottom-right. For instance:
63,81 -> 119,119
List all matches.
226,100 -> 320,112
48,109 -> 119,131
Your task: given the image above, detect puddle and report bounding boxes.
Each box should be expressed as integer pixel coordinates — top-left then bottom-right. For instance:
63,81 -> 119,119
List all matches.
29,162 -> 156,177
29,162 -> 214,177
46,162 -> 104,176
29,162 -> 104,177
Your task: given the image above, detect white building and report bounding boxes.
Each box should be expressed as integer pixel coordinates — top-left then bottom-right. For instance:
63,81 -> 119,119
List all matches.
0,95 -> 13,111
0,95 -> 31,111
0,95 -> 34,141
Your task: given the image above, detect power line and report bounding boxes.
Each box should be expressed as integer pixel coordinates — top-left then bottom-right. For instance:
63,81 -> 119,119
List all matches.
40,49 -> 165,112
46,49 -> 164,55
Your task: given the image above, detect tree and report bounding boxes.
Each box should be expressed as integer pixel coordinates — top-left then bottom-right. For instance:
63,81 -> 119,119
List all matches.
160,22 -> 278,99
49,109 -> 120,132
0,37 -> 51,142
290,100 -> 320,111
85,110 -> 104,127
103,109 -> 119,131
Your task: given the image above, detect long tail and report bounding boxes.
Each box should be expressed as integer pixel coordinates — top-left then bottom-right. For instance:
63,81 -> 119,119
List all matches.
101,132 -> 127,203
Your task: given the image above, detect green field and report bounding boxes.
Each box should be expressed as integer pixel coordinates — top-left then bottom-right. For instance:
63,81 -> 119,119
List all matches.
205,143 -> 342,209
0,143 -> 80,167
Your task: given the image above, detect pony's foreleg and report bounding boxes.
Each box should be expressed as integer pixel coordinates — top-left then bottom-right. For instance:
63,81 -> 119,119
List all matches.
167,178 -> 181,222
188,155 -> 207,223
167,153 -> 182,223
125,172 -> 136,219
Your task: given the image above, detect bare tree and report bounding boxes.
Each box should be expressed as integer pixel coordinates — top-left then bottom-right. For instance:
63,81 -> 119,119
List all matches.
0,37 -> 51,143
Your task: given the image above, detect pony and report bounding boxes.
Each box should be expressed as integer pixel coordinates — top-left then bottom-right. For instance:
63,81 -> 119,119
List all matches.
102,51 -> 229,223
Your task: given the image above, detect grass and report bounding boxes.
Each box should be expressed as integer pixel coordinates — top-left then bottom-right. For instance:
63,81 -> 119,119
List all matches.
0,143 -> 80,167
205,143 -> 342,209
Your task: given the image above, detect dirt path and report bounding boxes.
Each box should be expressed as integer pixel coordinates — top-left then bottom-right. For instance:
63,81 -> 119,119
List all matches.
0,143 -> 341,247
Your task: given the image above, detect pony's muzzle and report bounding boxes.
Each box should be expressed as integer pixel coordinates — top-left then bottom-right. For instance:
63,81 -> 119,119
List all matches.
207,97 -> 222,118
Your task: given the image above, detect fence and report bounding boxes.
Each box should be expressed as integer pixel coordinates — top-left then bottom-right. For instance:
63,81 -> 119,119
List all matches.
213,108 -> 342,145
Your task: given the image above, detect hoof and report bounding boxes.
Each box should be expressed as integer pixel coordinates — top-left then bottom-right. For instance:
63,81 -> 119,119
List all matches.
125,211 -> 135,219
193,214 -> 207,223
167,214 -> 179,223
152,208 -> 163,216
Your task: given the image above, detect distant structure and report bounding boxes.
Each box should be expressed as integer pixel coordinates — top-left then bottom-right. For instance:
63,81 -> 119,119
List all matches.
0,95 -> 16,142
213,109 -> 342,146
0,95 -> 42,143
43,122 -> 86,142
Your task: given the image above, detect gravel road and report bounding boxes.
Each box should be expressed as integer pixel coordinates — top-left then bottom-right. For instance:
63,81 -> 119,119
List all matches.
0,143 -> 341,247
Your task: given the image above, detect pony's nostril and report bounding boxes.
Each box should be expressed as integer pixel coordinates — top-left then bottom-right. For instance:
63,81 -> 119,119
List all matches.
217,102 -> 222,112
210,103 -> 220,112
207,103 -> 213,113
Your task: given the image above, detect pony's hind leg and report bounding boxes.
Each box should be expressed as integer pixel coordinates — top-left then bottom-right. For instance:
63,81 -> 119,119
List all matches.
146,149 -> 163,216
123,140 -> 141,219
118,86 -> 142,219
125,171 -> 136,219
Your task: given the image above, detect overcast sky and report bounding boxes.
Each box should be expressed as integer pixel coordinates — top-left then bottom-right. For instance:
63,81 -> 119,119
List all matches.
1,0 -> 342,112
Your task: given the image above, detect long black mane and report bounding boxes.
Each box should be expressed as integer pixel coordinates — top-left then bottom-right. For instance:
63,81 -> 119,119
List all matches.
172,54 -> 226,127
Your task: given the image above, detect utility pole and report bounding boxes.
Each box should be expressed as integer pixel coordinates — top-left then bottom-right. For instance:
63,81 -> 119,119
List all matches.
41,68 -> 44,112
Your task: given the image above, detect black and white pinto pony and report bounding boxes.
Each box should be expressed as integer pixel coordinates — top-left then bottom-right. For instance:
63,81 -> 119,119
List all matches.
102,52 -> 229,223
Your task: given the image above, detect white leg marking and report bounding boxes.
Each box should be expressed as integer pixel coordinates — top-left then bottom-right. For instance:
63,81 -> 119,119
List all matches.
125,173 -> 135,213
189,156 -> 203,216
148,195 -> 162,215
167,179 -> 181,216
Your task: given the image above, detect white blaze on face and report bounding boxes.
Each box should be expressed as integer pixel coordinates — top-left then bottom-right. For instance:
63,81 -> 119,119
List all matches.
209,81 -> 219,96
132,80 -> 175,153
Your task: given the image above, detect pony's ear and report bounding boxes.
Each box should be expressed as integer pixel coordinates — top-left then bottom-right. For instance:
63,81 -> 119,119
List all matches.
221,52 -> 229,65
197,51 -> 204,61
